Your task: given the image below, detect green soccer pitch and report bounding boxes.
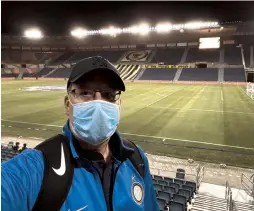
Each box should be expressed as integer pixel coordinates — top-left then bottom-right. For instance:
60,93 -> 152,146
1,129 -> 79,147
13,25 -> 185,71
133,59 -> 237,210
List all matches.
2,80 -> 254,167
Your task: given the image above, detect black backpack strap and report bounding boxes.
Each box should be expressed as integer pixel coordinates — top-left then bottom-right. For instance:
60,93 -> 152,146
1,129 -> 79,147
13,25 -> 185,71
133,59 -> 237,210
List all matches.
123,139 -> 145,179
32,134 -> 74,211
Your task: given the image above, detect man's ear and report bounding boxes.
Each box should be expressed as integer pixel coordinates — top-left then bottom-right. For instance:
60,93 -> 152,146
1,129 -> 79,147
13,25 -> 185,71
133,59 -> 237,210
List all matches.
64,95 -> 70,116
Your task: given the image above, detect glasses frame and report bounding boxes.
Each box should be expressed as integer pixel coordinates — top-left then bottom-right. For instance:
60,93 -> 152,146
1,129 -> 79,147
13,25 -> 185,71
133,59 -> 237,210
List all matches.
68,88 -> 121,102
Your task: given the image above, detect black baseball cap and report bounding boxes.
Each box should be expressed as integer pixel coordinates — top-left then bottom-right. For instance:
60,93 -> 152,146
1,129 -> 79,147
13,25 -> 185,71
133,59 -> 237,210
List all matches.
67,56 -> 125,91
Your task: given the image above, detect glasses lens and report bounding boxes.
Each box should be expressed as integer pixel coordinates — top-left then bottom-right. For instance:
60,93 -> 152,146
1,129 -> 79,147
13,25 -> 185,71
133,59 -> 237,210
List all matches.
102,90 -> 121,102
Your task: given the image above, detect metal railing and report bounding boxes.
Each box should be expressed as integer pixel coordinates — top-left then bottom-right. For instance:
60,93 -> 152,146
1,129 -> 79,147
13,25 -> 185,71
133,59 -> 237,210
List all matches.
225,181 -> 233,210
196,165 -> 205,190
241,173 -> 254,197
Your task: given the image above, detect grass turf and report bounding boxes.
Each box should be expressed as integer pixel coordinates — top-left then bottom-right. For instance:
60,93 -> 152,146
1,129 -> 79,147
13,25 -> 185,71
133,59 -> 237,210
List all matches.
2,80 -> 254,168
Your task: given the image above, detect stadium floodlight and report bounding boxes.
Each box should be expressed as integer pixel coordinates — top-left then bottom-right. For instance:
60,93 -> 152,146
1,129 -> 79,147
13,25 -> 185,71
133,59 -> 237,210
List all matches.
100,26 -> 122,36
138,23 -> 150,36
155,23 -> 172,33
128,25 -> 139,34
172,24 -> 184,30
71,28 -> 88,38
184,22 -> 204,30
24,28 -> 43,39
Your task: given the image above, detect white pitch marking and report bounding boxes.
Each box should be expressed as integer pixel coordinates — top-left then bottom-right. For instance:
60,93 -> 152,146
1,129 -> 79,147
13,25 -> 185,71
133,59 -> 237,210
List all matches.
237,84 -> 254,101
120,132 -> 254,150
148,106 -> 254,115
2,119 -> 254,150
145,86 -> 188,108
1,119 -> 62,127
221,90 -> 224,102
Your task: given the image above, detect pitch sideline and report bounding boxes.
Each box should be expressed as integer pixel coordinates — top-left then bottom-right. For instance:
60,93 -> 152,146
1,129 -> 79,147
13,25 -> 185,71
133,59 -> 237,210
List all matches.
2,119 -> 254,150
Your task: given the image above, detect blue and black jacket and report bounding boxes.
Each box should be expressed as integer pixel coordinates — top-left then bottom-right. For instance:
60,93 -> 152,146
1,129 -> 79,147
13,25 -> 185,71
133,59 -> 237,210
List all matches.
2,122 -> 159,211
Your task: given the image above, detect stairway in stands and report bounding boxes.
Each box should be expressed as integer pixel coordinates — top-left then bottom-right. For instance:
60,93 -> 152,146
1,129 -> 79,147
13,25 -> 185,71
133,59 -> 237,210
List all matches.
174,48 -> 189,81
192,194 -> 254,211
218,48 -> 225,82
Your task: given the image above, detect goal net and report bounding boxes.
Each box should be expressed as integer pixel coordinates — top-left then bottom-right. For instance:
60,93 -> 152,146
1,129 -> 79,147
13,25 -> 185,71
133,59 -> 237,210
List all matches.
246,83 -> 254,99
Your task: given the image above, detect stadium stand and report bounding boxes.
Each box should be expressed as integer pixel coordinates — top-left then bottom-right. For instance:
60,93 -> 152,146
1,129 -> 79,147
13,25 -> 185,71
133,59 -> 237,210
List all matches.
1,72 -> 18,78
69,51 -> 101,63
185,48 -> 219,63
224,46 -> 242,65
98,50 -> 124,63
244,45 -> 251,67
153,174 -> 196,210
45,68 -> 71,78
151,49 -> 184,64
138,68 -> 178,81
48,52 -> 74,65
35,68 -> 54,77
119,64 -> 142,80
34,52 -> 60,63
224,68 -> 246,82
178,68 -> 218,81
1,144 -> 23,163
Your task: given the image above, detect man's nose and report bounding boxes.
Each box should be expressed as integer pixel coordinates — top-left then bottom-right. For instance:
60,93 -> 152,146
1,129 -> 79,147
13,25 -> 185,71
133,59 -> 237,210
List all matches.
94,92 -> 103,100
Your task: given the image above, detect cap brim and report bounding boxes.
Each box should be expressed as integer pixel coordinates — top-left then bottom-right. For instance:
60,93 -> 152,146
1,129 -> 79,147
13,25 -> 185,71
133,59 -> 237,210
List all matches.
68,68 -> 125,91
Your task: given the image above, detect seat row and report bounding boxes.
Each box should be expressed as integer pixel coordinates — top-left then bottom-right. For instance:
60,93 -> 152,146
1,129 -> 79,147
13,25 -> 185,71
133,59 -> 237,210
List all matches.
157,198 -> 186,211
157,191 -> 187,211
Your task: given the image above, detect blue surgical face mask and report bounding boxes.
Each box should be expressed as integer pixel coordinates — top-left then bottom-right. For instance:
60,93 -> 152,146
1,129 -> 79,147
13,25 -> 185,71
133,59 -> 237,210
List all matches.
69,100 -> 120,146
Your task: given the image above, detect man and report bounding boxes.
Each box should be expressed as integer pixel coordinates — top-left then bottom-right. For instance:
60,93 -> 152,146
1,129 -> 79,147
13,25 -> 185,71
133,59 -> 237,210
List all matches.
2,56 -> 159,211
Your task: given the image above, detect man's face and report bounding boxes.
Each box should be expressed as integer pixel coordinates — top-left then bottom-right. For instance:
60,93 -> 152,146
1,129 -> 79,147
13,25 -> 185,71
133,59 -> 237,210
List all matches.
64,69 -> 122,125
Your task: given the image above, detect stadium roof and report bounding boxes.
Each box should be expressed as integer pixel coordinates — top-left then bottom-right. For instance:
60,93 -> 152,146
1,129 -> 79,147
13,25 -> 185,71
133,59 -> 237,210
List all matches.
2,2 -> 254,35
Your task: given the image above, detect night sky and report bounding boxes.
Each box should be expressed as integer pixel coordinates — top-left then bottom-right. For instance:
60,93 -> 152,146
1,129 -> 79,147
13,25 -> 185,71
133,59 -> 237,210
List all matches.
2,1 -> 254,35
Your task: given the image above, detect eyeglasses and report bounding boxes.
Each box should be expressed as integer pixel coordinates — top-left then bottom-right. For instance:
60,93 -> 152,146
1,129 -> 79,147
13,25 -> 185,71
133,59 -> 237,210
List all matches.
68,89 -> 121,102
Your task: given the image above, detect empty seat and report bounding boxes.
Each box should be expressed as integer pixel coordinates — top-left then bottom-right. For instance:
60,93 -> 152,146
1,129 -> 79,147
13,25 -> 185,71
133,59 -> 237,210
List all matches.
182,184 -> 194,196
164,186 -> 177,195
173,194 -> 187,207
178,189 -> 191,201
169,201 -> 185,211
154,184 -> 163,192
158,180 -> 168,186
174,178 -> 184,185
168,182 -> 180,192
154,175 -> 163,181
153,179 -> 158,184
158,191 -> 172,203
157,198 -> 167,211
185,181 -> 196,192
164,177 -> 174,183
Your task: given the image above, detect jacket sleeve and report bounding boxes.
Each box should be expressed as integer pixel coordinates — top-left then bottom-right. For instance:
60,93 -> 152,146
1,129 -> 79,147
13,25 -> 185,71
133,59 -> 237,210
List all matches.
137,146 -> 160,211
1,149 -> 44,211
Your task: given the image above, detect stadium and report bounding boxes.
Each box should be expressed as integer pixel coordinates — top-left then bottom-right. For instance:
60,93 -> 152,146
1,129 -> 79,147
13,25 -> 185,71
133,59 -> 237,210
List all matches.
1,5 -> 254,211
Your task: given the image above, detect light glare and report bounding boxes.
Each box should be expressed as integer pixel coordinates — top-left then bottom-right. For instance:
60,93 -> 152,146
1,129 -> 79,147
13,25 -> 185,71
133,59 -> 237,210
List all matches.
156,23 -> 172,33
24,28 -> 43,39
71,28 -> 88,38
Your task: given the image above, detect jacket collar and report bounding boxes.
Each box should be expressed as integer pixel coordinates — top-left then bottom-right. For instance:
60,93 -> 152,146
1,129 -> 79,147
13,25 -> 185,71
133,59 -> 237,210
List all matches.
62,121 -> 134,162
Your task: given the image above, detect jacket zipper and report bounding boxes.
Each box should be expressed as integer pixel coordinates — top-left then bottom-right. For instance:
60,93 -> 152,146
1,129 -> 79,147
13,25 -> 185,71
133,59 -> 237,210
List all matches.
79,158 -> 108,210
109,161 -> 123,211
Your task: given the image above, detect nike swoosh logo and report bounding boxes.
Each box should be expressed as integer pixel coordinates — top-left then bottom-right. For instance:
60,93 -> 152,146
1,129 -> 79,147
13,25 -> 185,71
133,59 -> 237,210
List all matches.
68,205 -> 88,211
52,143 -> 66,176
